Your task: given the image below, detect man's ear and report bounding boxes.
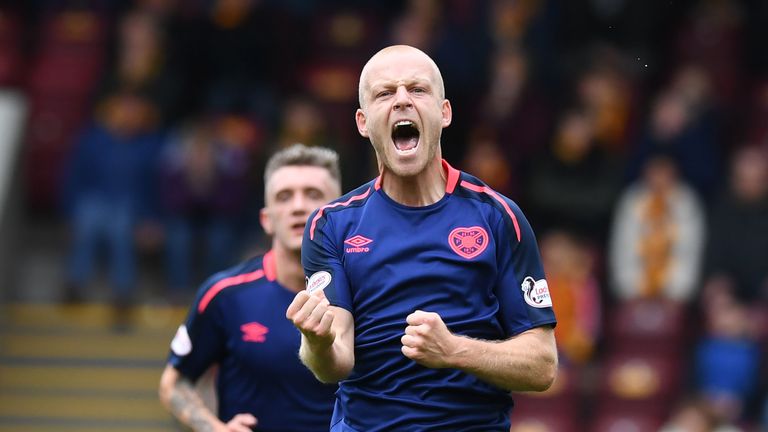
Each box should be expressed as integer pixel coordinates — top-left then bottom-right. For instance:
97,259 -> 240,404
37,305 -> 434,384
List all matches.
441,99 -> 452,128
259,207 -> 274,235
356,108 -> 369,138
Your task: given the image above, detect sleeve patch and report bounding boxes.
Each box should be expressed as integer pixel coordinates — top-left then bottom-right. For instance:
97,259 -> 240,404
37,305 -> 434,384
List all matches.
521,277 -> 552,308
170,324 -> 192,356
307,271 -> 332,294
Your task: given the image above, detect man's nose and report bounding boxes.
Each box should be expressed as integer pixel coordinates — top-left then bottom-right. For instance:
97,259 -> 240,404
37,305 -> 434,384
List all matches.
290,194 -> 309,213
393,87 -> 412,111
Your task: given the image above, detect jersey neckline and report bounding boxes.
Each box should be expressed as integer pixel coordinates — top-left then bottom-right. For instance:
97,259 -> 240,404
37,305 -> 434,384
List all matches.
373,159 -> 460,211
374,159 -> 461,193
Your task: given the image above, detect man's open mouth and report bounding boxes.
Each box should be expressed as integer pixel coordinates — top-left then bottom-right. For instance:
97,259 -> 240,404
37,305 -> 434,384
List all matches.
392,120 -> 420,153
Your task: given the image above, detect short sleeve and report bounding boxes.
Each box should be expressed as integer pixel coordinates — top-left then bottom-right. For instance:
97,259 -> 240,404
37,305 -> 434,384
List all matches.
494,201 -> 557,336
167,284 -> 228,381
303,209 -> 353,312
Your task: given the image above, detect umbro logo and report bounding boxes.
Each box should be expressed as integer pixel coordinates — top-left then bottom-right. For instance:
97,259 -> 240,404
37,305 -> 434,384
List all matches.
344,235 -> 372,253
241,322 -> 268,343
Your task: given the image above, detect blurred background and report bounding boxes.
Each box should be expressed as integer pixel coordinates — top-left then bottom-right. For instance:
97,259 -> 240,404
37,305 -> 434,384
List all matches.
0,0 -> 766,431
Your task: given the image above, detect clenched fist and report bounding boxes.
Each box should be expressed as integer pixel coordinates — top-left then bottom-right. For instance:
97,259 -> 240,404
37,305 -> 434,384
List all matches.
401,310 -> 460,369
286,290 -> 336,348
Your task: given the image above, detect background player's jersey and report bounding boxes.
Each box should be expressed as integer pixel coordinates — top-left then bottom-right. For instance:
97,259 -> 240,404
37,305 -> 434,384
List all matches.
167,251 -> 336,432
303,160 -> 557,432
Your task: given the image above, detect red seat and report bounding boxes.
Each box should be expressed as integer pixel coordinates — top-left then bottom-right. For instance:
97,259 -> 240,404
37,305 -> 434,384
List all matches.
510,411 -> 581,432
595,351 -> 682,421
606,298 -> 688,355
589,410 -> 664,432
511,363 -> 583,431
514,362 -> 581,406
26,9 -> 106,96
0,10 -> 23,86
23,93 -> 90,210
27,50 -> 103,96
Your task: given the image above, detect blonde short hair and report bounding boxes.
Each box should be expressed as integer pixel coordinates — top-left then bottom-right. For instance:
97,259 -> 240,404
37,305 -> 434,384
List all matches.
263,144 -> 341,190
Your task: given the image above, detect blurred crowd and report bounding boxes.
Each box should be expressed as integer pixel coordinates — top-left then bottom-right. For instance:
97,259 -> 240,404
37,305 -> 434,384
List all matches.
2,0 -> 767,430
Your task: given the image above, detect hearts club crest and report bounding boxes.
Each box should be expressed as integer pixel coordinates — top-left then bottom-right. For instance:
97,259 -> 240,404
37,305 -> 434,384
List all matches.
448,226 -> 489,259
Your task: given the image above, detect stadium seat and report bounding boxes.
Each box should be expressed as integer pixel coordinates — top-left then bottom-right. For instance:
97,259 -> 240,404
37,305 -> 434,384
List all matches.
589,410 -> 664,432
605,298 -> 688,356
510,412 -> 581,432
27,8 -> 106,94
0,10 -> 23,86
23,93 -> 89,210
594,350 -> 682,421
27,50 -> 103,96
22,7 -> 106,210
511,363 -> 583,432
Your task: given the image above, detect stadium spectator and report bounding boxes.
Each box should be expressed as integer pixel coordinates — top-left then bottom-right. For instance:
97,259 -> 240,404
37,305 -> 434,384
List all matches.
275,96 -> 330,150
96,7 -> 182,126
526,106 -> 623,240
476,45 -> 553,202
674,0 -> 746,113
627,65 -> 722,199
61,90 -> 165,316
460,126 -> 513,197
540,229 -> 601,365
660,397 -> 743,432
197,0 -> 281,120
608,153 -> 705,303
703,145 -> 768,303
575,45 -> 639,155
158,113 -> 256,299
695,294 -> 762,425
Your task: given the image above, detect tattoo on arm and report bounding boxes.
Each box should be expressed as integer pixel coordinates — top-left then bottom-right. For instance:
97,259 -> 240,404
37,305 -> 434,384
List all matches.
169,375 -> 217,432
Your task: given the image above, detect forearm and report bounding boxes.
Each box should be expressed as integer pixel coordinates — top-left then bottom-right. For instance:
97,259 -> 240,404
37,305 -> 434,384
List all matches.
159,367 -> 224,432
299,335 -> 354,383
449,327 -> 558,392
288,298 -> 356,384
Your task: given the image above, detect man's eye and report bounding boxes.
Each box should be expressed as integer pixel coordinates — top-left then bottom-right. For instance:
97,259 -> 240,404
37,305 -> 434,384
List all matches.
306,189 -> 324,200
275,191 -> 291,202
412,88 -> 425,93
377,91 -> 392,98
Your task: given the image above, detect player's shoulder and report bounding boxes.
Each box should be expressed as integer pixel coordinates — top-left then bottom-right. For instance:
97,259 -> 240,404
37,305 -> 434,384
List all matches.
453,171 -> 523,217
320,180 -> 376,215
191,254 -> 271,314
452,171 -> 525,242
307,179 -> 376,233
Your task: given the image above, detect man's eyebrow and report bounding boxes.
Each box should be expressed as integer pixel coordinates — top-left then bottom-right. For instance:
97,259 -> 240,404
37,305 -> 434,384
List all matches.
369,78 -> 432,90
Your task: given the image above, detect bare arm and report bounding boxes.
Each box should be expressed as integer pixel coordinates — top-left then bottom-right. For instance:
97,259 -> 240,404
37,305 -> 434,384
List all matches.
287,291 -> 355,383
451,326 -> 558,391
158,365 -> 256,432
401,311 -> 557,392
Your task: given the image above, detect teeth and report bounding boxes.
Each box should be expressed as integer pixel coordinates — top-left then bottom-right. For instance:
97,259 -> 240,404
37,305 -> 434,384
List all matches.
395,120 -> 414,127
